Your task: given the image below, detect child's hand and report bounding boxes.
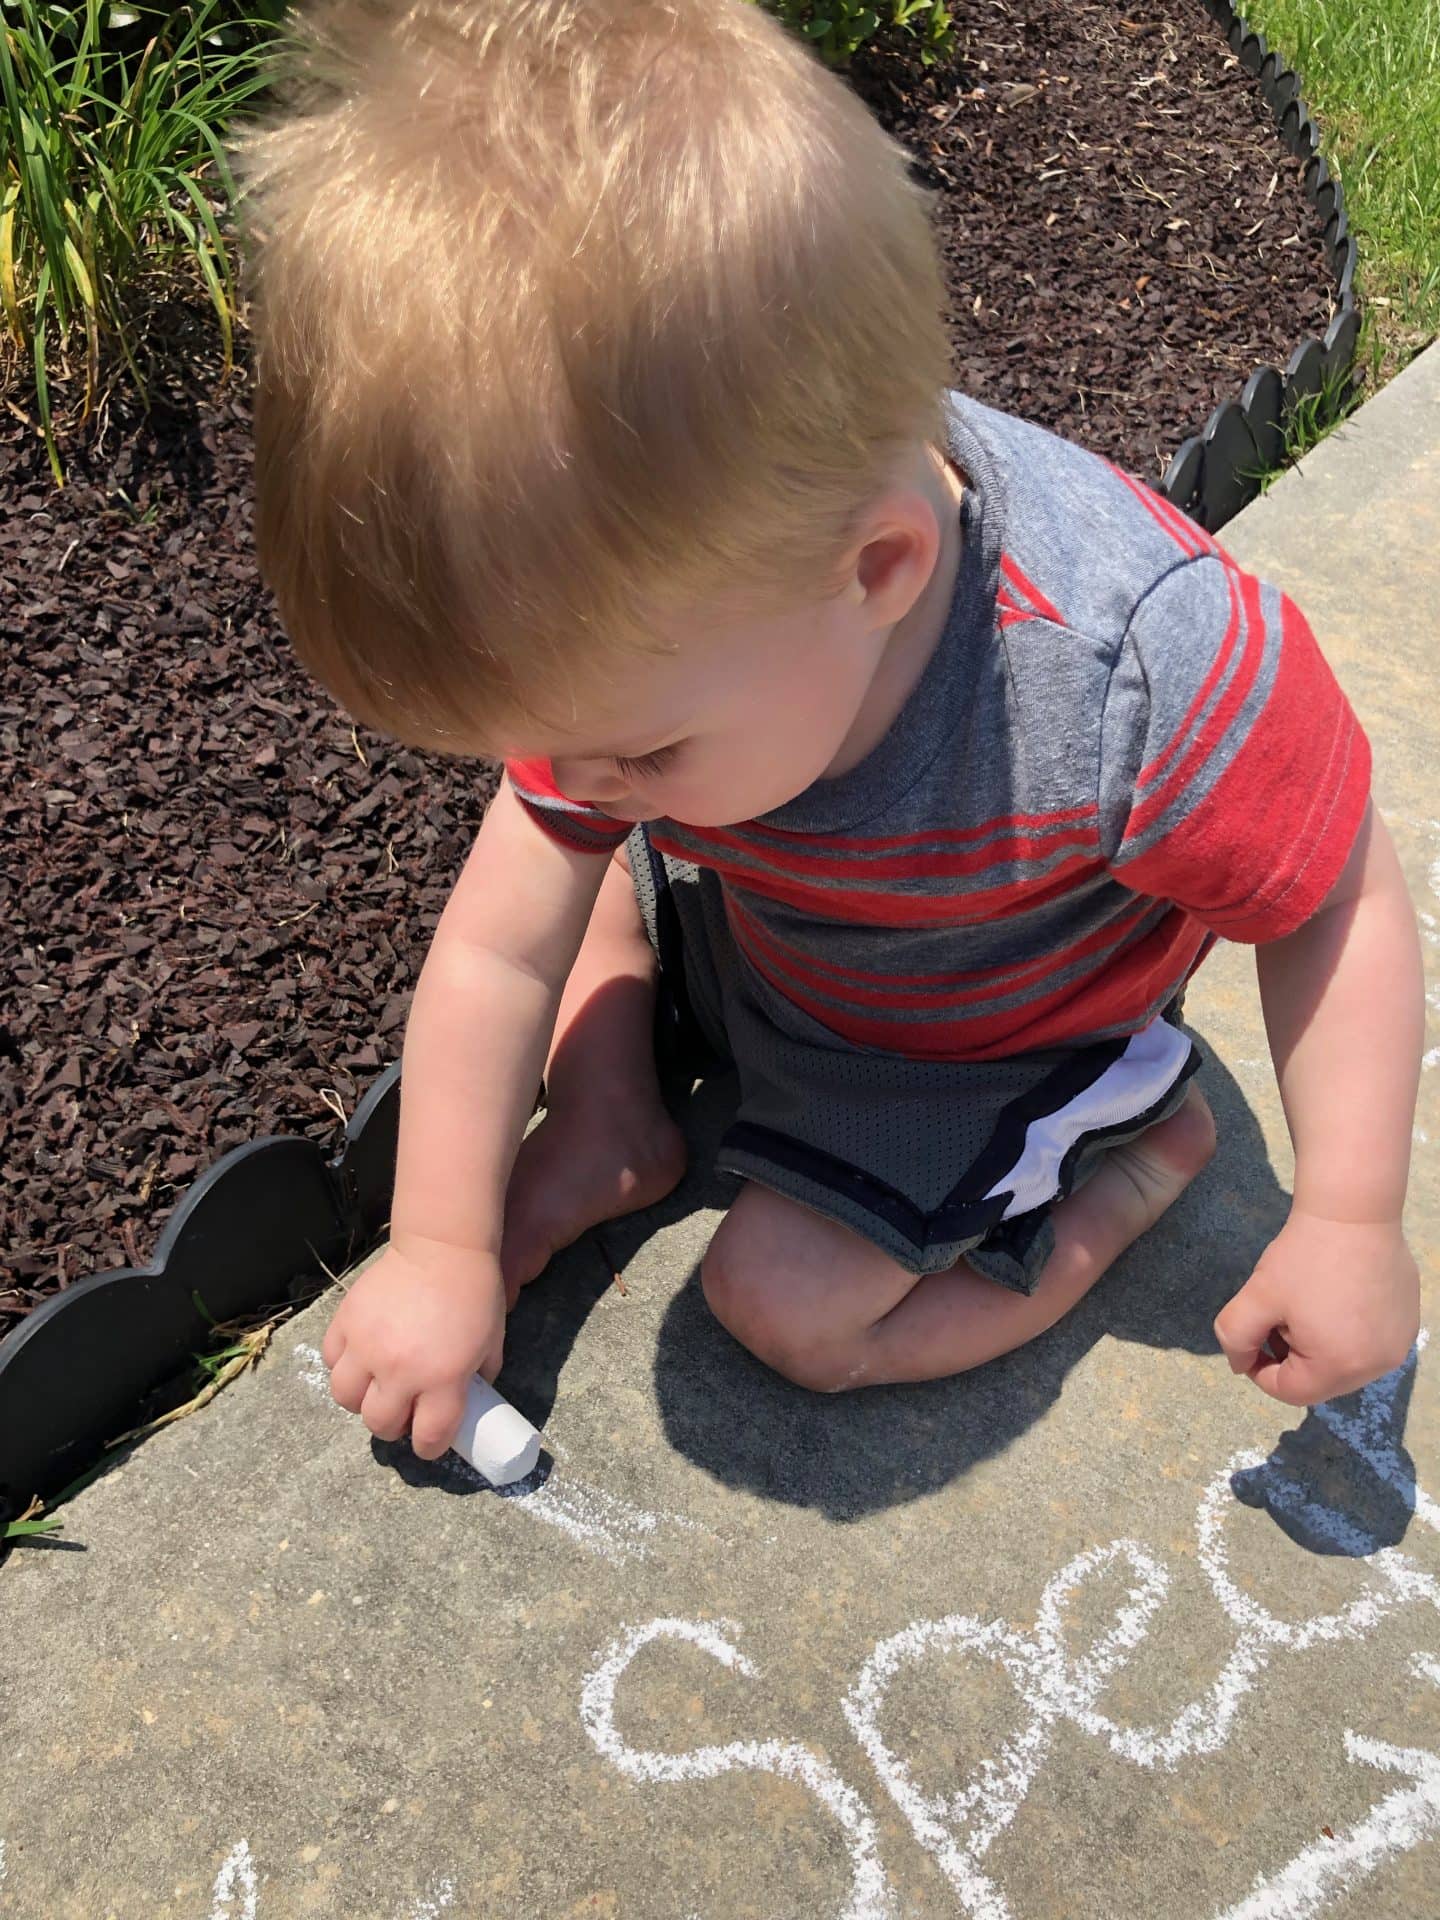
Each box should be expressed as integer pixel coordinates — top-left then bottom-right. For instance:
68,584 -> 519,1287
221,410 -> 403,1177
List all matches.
1213,1210 -> 1419,1407
321,1234 -> 507,1460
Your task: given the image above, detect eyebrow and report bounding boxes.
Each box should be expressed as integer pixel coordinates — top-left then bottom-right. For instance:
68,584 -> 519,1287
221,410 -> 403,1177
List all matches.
562,732 -> 685,760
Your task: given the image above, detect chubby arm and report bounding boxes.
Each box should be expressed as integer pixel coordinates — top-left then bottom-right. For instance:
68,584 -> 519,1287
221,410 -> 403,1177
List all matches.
1214,803 -> 1423,1403
391,782 -> 608,1258
1259,803 -> 1422,1224
323,784 -> 607,1455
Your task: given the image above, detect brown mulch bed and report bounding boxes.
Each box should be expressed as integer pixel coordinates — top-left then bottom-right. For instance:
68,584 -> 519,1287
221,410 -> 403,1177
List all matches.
0,0 -> 1335,1337
852,0 -> 1335,472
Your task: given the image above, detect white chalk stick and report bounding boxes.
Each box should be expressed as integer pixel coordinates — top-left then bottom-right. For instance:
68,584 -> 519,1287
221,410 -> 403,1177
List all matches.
451,1374 -> 543,1486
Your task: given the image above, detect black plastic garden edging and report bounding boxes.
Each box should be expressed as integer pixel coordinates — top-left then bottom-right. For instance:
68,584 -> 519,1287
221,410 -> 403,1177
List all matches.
0,0 -> 1360,1531
0,1065 -> 400,1528
1157,0 -> 1361,531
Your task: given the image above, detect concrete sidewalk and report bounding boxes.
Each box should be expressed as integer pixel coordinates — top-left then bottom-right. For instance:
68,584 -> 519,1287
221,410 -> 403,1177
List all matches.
2,351 -> 1438,1920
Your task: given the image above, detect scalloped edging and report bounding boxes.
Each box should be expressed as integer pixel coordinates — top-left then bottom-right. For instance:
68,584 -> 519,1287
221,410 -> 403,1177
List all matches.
0,4 -> 1363,1531
1160,0 -> 1360,529
0,1066 -> 400,1525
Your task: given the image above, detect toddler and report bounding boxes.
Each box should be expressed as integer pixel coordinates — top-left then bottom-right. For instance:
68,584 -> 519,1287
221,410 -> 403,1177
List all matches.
245,0 -> 1422,1461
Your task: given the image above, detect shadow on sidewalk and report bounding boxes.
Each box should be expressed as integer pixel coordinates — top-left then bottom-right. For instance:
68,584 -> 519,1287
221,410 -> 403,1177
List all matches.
637,1043 -> 1421,1541
374,1041 -> 1422,1553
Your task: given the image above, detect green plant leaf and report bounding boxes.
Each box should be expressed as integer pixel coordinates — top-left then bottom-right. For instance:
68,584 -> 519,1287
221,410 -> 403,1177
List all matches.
32,265 -> 63,486
60,229 -> 94,309
1,0 -> 279,440
2,1513 -> 65,1539
0,182 -> 25,347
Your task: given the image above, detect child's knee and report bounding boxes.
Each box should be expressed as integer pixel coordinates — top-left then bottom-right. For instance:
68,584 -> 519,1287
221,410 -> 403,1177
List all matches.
700,1230 -> 861,1394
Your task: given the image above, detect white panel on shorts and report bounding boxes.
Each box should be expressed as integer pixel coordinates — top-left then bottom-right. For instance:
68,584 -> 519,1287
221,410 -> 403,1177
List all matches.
982,1018 -> 1194,1217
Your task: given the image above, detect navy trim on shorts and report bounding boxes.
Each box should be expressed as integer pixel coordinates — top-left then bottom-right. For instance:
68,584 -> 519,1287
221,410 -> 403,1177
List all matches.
720,1032 -> 1200,1269
721,1118 -> 1013,1252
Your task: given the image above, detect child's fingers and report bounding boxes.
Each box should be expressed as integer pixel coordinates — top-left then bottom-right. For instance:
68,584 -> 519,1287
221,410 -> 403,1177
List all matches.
360,1377 -> 416,1443
1213,1280 -> 1283,1376
478,1327 -> 506,1385
328,1351 -> 373,1415
410,1382 -> 468,1462
1244,1346 -> 1325,1409
320,1319 -> 345,1369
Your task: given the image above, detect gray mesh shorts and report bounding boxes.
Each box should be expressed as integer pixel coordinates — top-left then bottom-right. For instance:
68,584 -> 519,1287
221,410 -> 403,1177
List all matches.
630,827 -> 1199,1292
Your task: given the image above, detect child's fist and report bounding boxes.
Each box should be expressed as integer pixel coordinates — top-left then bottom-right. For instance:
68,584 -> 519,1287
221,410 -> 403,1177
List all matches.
1214,1211 -> 1420,1407
321,1235 -> 507,1460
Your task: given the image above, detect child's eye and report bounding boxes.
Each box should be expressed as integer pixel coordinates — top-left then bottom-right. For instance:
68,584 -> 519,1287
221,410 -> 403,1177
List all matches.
613,745 -> 679,781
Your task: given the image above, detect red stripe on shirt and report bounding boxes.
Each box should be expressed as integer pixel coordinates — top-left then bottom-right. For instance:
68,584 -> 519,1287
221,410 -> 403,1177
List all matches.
506,757 -> 630,853
727,890 -> 1158,1009
726,889 -> 1153,992
650,835 -> 1105,927
1123,563 -> 1268,843
736,910 -> 1211,1059
673,805 -> 1101,858
1133,558 -> 1246,795
507,756 -> 570,802
660,818 -> 1101,886
1000,553 -> 1065,626
1115,593 -> 1371,939
1106,463 -> 1214,560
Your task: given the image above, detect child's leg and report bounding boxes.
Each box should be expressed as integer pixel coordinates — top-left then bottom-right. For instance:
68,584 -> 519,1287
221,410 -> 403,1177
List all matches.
501,848 -> 686,1301
700,1087 -> 1217,1390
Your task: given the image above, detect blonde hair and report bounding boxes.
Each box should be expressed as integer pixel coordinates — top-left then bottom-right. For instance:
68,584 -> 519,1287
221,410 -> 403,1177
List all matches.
242,0 -> 952,747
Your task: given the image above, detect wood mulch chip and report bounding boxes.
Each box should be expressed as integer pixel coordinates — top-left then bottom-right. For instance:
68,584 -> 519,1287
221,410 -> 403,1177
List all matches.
0,0 -> 1334,1334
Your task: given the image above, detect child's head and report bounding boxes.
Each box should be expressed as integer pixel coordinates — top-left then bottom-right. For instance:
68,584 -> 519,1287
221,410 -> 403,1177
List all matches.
245,0 -> 954,820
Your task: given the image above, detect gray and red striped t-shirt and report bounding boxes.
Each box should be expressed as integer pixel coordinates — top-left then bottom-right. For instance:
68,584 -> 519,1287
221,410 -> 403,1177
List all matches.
507,393 -> 1370,1062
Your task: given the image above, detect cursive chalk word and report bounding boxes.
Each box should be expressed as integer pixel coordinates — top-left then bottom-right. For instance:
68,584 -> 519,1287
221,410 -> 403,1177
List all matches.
580,1616 -> 893,1920
2,1350 -> 1432,1916
583,1341 -> 1439,1919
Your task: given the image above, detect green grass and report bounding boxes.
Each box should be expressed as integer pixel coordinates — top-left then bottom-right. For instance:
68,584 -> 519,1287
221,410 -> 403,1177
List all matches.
1239,0 -> 1440,360
1168,1 -> 1436,480
1242,356 -> 1365,497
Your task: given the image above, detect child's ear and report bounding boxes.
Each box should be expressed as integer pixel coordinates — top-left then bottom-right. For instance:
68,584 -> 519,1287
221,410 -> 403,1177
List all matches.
849,493 -> 939,627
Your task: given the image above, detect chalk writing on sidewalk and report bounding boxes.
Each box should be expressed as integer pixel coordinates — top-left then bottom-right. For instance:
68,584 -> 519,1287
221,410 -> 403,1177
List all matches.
580,1616 -> 893,1920
1214,1709 -> 1440,1920
583,1338 -> 1439,1919
208,1839 -> 257,1920
2,1345 -> 1433,1915
293,1340 -> 710,1566
203,1840 -> 452,1919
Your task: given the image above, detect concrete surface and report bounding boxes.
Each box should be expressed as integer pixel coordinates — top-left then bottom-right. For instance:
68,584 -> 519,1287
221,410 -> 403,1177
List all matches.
2,349 -> 1439,1920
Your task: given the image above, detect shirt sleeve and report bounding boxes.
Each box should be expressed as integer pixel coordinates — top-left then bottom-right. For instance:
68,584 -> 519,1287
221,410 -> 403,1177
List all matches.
505,758 -> 632,855
1098,551 -> 1371,943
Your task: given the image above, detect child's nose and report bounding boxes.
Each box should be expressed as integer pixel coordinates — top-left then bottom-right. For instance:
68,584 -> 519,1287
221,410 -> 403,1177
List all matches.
551,757 -> 626,805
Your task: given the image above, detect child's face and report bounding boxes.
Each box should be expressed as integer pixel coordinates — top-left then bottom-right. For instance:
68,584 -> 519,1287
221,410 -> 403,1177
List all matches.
490,447 -> 961,827
497,585 -> 897,827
